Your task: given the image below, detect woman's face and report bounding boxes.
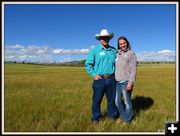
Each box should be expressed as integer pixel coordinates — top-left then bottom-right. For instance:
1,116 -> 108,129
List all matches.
119,39 -> 127,51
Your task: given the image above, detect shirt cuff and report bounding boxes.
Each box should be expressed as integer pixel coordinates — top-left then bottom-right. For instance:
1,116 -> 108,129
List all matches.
128,81 -> 134,85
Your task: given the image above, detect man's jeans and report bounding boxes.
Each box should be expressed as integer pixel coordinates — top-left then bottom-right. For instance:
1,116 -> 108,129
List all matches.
115,81 -> 133,122
92,76 -> 117,121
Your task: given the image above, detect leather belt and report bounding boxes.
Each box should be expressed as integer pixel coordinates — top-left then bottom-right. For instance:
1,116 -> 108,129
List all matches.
100,74 -> 114,78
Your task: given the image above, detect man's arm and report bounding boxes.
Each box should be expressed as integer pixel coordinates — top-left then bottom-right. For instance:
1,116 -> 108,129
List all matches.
85,48 -> 97,78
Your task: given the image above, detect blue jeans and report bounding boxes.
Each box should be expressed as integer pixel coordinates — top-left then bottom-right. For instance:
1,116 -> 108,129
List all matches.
115,81 -> 133,122
92,76 -> 117,121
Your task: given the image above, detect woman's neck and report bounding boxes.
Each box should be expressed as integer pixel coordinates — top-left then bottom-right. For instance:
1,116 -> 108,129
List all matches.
120,48 -> 129,53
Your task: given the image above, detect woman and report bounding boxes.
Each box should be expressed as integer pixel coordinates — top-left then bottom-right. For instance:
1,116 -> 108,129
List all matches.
115,36 -> 137,123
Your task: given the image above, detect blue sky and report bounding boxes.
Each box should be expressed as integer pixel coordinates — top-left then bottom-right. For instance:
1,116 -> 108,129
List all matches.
4,3 -> 177,63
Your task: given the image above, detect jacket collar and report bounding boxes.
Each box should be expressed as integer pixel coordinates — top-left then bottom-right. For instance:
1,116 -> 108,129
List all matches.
118,48 -> 130,54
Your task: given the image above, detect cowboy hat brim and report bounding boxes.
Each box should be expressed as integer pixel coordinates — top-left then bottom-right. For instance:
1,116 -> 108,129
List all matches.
95,33 -> 114,40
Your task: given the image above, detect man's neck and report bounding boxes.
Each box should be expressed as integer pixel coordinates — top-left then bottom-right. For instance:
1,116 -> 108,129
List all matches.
102,44 -> 109,49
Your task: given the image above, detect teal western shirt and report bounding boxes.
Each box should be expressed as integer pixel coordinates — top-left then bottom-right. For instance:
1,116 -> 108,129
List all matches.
85,44 -> 117,78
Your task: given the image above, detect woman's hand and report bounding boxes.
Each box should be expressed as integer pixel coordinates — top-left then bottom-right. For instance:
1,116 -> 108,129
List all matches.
126,82 -> 133,91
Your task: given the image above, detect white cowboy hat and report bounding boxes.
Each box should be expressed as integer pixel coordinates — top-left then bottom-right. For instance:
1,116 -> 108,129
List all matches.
95,29 -> 114,40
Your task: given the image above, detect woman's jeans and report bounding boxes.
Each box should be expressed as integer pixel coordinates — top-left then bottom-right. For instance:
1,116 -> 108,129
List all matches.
115,81 -> 133,122
92,76 -> 117,121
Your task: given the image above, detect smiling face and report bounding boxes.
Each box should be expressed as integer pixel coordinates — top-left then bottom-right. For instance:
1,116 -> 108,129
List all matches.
119,39 -> 127,51
100,37 -> 110,47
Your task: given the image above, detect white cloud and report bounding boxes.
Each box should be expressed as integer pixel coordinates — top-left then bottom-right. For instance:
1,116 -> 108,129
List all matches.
5,55 -> 15,61
4,44 -> 91,63
18,48 -> 29,54
90,45 -> 96,48
19,55 -> 27,59
52,49 -> 64,54
4,44 -> 176,63
81,49 -> 89,54
158,49 -> 173,54
5,50 -> 16,56
136,50 -> 175,62
6,44 -> 24,49
5,44 -> 52,63
52,49 -> 89,55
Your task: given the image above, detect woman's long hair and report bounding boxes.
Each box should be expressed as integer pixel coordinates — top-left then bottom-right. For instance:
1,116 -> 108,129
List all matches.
117,36 -> 131,50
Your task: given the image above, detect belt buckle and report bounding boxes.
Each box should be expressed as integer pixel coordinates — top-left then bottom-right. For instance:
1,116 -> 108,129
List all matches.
104,74 -> 110,78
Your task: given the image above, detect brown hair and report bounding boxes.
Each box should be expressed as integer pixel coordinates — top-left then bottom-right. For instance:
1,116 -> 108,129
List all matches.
117,36 -> 131,50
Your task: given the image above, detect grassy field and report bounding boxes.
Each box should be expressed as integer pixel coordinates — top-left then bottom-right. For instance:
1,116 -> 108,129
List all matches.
4,63 -> 176,133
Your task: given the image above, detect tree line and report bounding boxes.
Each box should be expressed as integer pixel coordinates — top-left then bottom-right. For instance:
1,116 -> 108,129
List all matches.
5,60 -> 175,67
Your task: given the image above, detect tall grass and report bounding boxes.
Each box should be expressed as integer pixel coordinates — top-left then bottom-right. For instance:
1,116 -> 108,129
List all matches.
4,63 -> 176,132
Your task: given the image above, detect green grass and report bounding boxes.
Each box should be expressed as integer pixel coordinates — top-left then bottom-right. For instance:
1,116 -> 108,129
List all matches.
4,63 -> 176,132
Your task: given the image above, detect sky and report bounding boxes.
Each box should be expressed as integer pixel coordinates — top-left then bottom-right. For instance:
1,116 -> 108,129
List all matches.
3,3 -> 177,63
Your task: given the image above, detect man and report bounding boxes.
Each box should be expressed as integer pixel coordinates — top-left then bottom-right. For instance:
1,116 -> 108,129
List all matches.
85,29 -> 117,124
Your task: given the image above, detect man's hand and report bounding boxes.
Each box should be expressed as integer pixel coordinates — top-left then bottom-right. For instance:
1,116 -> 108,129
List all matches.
94,75 -> 102,80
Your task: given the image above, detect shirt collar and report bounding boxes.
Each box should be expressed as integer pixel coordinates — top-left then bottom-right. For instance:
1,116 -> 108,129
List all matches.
99,44 -> 111,51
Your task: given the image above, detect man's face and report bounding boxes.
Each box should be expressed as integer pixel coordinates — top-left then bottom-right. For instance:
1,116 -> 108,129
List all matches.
100,37 -> 110,46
